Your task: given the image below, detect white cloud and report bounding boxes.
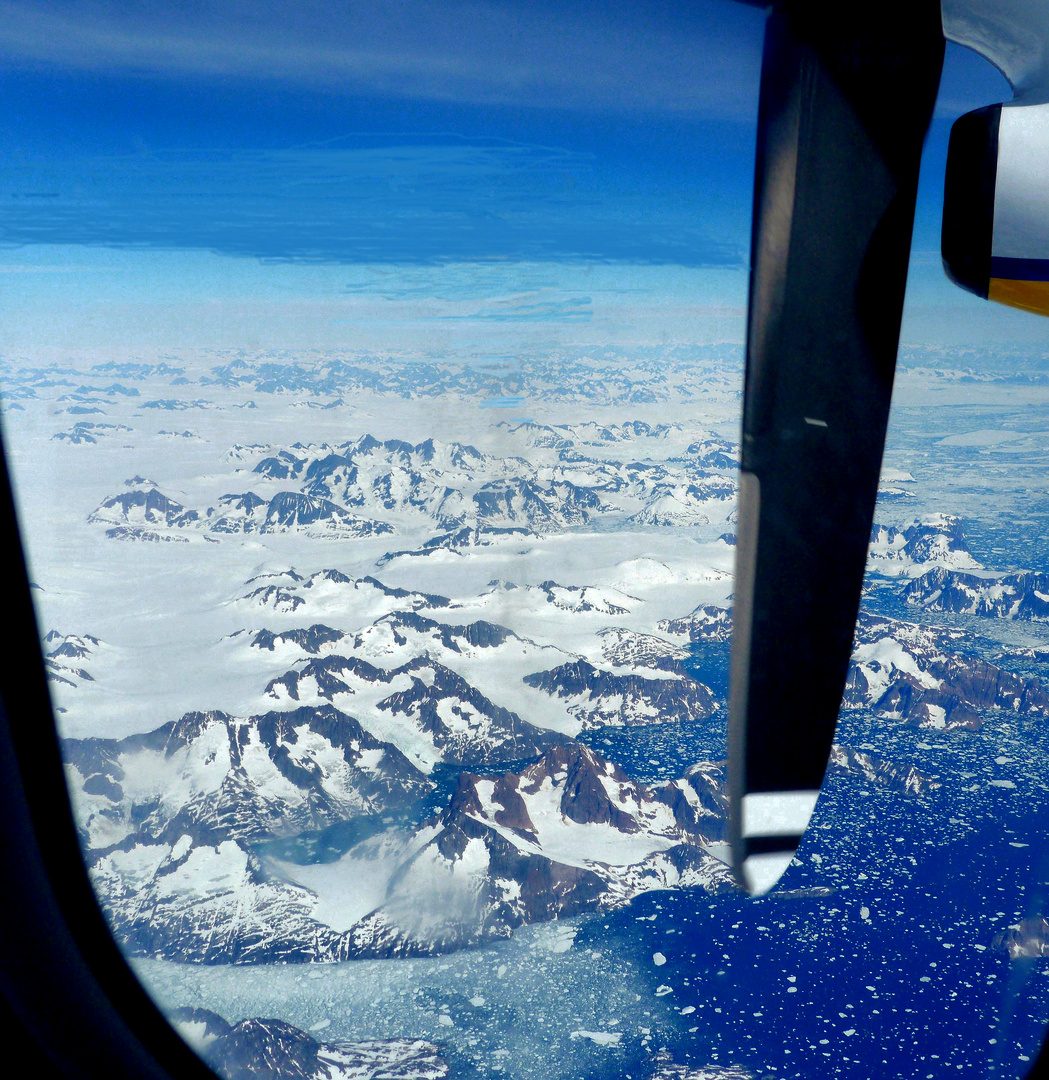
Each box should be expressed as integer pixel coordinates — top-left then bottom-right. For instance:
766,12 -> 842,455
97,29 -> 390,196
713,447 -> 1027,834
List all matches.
0,0 -> 764,116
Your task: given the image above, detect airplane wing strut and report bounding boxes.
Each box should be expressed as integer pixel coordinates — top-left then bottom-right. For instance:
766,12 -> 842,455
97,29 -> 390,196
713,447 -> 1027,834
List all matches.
729,2 -> 945,894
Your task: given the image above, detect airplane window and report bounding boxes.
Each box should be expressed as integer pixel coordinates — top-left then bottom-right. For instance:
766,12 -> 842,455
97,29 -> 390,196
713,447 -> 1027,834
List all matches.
3,2 -> 1049,1079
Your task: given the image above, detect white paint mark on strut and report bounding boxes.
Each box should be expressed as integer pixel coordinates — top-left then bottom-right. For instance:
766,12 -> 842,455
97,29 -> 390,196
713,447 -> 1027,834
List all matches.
740,790 -> 820,838
803,417 -> 828,427
742,851 -> 795,895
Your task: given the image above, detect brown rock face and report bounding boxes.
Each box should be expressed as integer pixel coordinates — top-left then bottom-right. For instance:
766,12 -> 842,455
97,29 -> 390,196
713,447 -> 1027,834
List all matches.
444,770 -> 485,821
490,773 -> 538,839
843,612 -> 1049,729
551,745 -> 640,832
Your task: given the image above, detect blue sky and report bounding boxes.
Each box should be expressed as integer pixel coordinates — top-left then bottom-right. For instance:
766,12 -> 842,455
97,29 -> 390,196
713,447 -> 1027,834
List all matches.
0,0 -> 1042,352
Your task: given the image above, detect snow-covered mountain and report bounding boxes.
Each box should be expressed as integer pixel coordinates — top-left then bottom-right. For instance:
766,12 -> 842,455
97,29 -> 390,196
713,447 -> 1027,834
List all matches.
209,491 -> 270,533
902,566 -> 1049,621
63,702 -> 458,964
171,1008 -> 448,1080
827,744 -> 940,798
261,492 -> 394,537
346,611 -> 519,658
81,412 -> 748,547
236,569 -> 453,622
378,526 -> 541,565
867,514 -> 980,575
64,704 -> 432,854
91,836 -> 349,962
43,630 -> 101,689
496,419 -> 686,448
475,579 -> 641,616
658,605 -> 732,642
659,604 -> 1049,730
67,722 -> 733,963
52,421 -> 132,444
60,567 -> 963,965
325,743 -> 733,957
228,565 -> 723,747
89,485 -> 200,540
596,627 -> 690,671
682,437 -> 737,470
29,347 -> 1049,1076
523,660 -> 716,728
287,436 -> 489,528
199,350 -> 735,406
244,435 -> 608,533
641,513 -> 979,591
472,477 -> 605,529
91,483 -> 394,541
265,654 -> 564,772
251,624 -> 346,655
847,613 -> 1049,729
628,477 -> 737,527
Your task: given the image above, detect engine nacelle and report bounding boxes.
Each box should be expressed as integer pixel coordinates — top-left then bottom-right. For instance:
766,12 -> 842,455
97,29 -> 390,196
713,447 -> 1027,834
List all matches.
943,101 -> 1049,316
941,0 -> 1049,317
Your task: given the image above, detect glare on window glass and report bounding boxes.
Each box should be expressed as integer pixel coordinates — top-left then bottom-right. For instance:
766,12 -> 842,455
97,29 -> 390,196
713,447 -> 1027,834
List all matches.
1,2 -> 1047,1079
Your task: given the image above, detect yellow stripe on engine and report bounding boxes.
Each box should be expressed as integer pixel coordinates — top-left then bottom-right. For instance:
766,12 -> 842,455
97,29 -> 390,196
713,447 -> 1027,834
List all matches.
988,277 -> 1049,316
